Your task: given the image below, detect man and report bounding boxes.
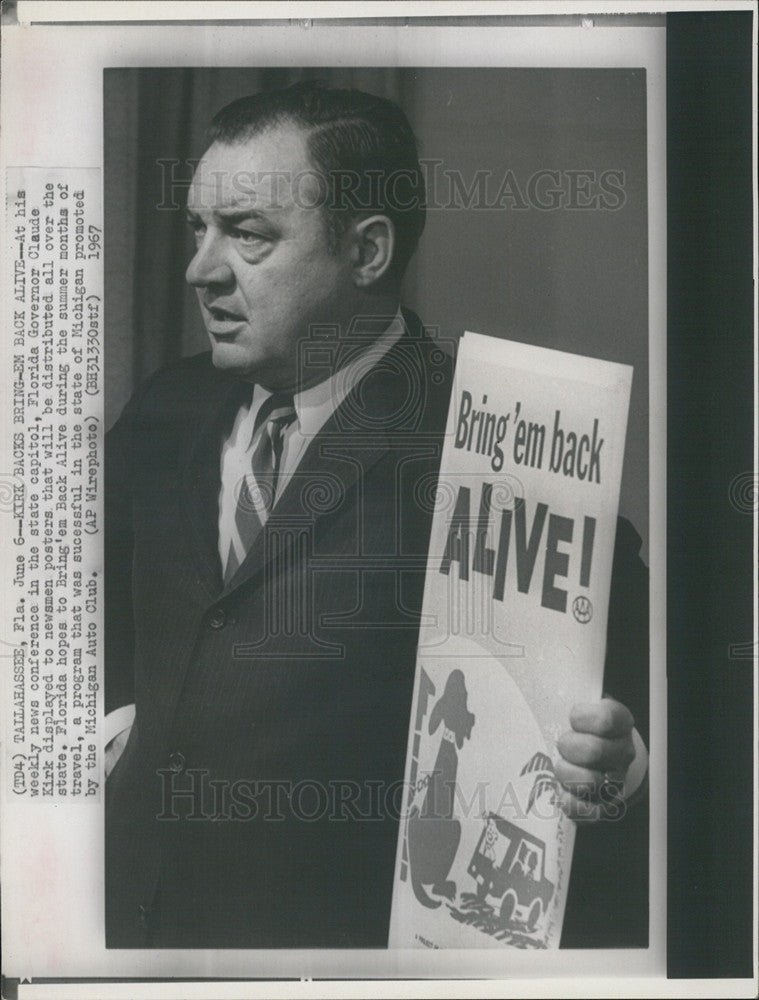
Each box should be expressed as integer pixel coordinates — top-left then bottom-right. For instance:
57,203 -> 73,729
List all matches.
105,81 -> 648,949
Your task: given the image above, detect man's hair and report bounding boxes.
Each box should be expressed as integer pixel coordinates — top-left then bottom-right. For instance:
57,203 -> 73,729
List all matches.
207,80 -> 426,276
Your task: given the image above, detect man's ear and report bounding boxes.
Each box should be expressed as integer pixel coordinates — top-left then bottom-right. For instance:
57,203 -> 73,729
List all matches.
352,215 -> 395,287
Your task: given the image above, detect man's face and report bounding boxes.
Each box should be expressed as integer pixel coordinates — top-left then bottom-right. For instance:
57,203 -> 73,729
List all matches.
185,125 -> 355,388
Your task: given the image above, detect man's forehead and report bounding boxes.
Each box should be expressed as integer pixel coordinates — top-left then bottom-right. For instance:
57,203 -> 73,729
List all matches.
187,128 -> 318,213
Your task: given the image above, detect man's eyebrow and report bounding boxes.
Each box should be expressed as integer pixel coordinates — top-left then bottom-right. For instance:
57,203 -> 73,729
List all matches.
184,205 -> 281,224
216,206 -> 281,222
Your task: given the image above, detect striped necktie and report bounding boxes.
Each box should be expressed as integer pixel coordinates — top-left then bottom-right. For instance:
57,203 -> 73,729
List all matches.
225,392 -> 297,584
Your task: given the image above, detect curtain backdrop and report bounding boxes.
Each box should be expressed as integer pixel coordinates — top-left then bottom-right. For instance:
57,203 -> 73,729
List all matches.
104,67 -> 649,554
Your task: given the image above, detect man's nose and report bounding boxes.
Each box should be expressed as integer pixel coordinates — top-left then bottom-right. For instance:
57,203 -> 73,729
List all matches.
185,230 -> 234,288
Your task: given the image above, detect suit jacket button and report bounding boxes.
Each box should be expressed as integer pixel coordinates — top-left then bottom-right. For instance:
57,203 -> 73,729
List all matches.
168,751 -> 185,774
208,607 -> 227,629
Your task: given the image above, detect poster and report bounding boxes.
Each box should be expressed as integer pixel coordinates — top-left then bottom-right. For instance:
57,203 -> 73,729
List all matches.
390,333 -> 631,948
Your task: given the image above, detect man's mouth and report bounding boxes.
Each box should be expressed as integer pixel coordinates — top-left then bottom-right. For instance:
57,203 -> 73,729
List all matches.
205,303 -> 246,336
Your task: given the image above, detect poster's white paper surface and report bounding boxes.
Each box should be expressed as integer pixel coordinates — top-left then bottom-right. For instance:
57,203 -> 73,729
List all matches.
390,332 -> 632,948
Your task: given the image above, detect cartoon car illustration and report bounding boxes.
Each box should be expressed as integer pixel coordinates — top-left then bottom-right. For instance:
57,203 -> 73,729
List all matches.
467,812 -> 555,929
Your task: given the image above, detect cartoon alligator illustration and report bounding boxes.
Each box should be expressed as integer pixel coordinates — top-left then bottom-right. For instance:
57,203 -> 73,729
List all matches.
406,669 -> 475,908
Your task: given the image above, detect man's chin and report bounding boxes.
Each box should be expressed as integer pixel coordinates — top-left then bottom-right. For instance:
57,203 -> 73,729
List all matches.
208,337 -> 292,389
209,339 -> 259,377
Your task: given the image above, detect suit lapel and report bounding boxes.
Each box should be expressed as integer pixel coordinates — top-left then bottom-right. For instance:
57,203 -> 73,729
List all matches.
220,395 -> 392,597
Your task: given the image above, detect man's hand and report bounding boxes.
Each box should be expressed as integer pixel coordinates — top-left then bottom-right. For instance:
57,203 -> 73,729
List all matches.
555,697 -> 638,823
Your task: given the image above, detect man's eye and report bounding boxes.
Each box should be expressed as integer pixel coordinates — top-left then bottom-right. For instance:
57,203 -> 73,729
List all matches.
233,228 -> 268,245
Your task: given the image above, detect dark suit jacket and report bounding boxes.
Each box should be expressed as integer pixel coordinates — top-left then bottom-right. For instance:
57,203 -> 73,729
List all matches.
105,312 -> 648,949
